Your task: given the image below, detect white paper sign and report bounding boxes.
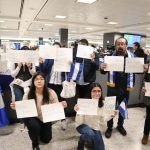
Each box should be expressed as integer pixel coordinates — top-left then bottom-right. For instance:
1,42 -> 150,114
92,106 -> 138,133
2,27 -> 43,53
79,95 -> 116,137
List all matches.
41,103 -> 65,123
77,98 -> 98,115
39,45 -> 57,59
145,82 -> 150,97
77,45 -> 93,59
104,56 -> 124,72
56,48 -> 72,61
54,60 -> 71,72
104,96 -> 116,121
15,99 -> 38,118
0,60 -> 8,72
104,96 -> 116,112
125,58 -> 144,73
53,48 -> 72,72
7,50 -> 39,63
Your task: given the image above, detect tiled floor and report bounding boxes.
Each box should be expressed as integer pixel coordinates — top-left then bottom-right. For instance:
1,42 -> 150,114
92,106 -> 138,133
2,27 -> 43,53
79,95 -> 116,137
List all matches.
0,107 -> 150,150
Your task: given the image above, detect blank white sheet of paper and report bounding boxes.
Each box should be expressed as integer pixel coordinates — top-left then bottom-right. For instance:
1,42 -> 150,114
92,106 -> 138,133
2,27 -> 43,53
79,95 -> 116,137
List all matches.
104,56 -> 124,72
41,103 -> 65,123
77,45 -> 93,59
39,45 -> 57,59
15,99 -> 38,118
77,98 -> 98,115
125,58 -> 144,73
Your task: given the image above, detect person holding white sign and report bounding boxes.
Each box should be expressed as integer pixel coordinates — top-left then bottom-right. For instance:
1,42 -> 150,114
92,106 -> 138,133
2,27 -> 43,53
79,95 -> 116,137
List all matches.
100,37 -> 136,138
39,42 -> 68,130
141,65 -> 150,145
67,39 -> 99,99
74,83 -> 117,150
10,46 -> 36,102
10,72 -> 67,150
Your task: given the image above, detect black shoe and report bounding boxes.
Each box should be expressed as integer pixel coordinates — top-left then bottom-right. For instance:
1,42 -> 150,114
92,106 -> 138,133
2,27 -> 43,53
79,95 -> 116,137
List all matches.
105,128 -> 112,138
32,145 -> 40,150
77,140 -> 84,150
117,126 -> 127,136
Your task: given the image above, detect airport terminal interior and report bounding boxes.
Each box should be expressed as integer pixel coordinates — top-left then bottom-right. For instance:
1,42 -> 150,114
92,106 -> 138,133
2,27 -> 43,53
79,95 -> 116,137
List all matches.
1,0 -> 150,150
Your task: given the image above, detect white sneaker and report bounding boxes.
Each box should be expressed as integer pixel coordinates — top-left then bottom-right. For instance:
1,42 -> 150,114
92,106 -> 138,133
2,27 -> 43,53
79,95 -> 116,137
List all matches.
60,119 -> 67,130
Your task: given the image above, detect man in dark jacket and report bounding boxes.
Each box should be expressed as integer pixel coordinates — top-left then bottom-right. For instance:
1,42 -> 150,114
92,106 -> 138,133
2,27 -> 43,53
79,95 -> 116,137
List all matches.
71,39 -> 99,98
100,37 -> 135,138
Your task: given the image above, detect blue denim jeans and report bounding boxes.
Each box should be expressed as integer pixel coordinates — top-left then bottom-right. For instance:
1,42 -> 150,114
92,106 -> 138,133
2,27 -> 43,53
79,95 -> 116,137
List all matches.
76,124 -> 105,150
13,85 -> 24,101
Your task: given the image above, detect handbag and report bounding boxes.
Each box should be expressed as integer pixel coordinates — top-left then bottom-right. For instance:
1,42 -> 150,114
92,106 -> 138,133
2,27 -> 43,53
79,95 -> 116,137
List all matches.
60,80 -> 76,98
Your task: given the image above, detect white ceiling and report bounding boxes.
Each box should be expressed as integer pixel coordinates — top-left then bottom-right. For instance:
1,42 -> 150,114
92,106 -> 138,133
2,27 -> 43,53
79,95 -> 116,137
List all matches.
1,0 -> 150,45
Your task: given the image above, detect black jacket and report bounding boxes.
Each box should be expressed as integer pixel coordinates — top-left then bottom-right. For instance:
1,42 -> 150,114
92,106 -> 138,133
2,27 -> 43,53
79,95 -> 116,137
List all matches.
73,47 -> 99,83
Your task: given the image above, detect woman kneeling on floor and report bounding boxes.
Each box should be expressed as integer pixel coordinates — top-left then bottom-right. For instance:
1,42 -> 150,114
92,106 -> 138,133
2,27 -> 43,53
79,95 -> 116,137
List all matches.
74,82 -> 117,150
10,72 -> 67,150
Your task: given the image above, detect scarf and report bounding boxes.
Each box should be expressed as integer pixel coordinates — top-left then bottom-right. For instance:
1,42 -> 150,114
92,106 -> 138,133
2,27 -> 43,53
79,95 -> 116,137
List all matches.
107,50 -> 135,92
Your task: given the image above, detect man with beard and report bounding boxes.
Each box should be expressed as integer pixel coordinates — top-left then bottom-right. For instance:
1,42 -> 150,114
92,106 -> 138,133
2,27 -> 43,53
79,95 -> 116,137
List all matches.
100,37 -> 135,138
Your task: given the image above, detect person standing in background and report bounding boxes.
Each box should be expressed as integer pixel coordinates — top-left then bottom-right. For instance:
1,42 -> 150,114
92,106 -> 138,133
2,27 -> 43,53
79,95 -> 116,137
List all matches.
100,37 -> 136,138
68,39 -> 99,99
141,64 -> 150,145
39,42 -> 67,130
10,46 -> 36,102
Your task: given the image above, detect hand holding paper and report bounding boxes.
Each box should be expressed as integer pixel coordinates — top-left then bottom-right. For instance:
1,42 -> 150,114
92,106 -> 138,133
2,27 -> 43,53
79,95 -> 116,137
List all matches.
77,99 -> 98,115
104,56 -> 124,72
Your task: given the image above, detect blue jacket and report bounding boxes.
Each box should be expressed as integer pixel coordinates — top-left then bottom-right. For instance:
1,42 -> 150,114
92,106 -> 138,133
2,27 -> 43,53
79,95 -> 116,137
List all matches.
39,59 -> 65,85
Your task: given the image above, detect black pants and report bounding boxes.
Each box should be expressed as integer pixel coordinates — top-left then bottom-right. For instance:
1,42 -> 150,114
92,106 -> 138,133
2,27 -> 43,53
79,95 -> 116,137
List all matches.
144,106 -> 150,135
76,84 -> 92,99
107,87 -> 129,129
24,117 -> 52,147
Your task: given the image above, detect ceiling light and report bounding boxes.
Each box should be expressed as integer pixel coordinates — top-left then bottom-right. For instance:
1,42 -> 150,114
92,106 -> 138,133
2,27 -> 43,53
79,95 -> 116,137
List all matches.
1,26 -> 7,28
45,24 -> 52,26
55,15 -> 66,19
0,20 -> 5,23
146,28 -> 150,30
54,33 -> 59,36
85,27 -> 92,30
147,13 -> 150,15
107,22 -> 118,25
77,0 -> 97,4
71,31 -> 77,33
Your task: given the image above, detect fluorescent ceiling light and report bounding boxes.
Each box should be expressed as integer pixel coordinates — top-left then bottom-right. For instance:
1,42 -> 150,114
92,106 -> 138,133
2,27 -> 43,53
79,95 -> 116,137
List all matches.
45,24 -> 52,26
54,33 -> 59,36
71,31 -> 77,33
147,13 -> 150,15
55,15 -> 66,19
0,20 -> 5,23
107,22 -> 118,25
85,27 -> 92,30
146,28 -> 150,30
1,26 -> 7,28
77,0 -> 97,4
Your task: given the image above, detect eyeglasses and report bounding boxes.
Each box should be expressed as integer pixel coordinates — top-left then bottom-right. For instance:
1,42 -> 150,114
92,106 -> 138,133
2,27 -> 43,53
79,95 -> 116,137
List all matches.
34,78 -> 44,81
92,90 -> 101,93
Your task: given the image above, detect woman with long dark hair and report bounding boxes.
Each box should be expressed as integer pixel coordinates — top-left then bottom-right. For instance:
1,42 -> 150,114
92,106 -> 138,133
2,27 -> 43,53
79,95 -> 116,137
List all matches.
10,72 -> 67,150
74,82 -> 117,150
